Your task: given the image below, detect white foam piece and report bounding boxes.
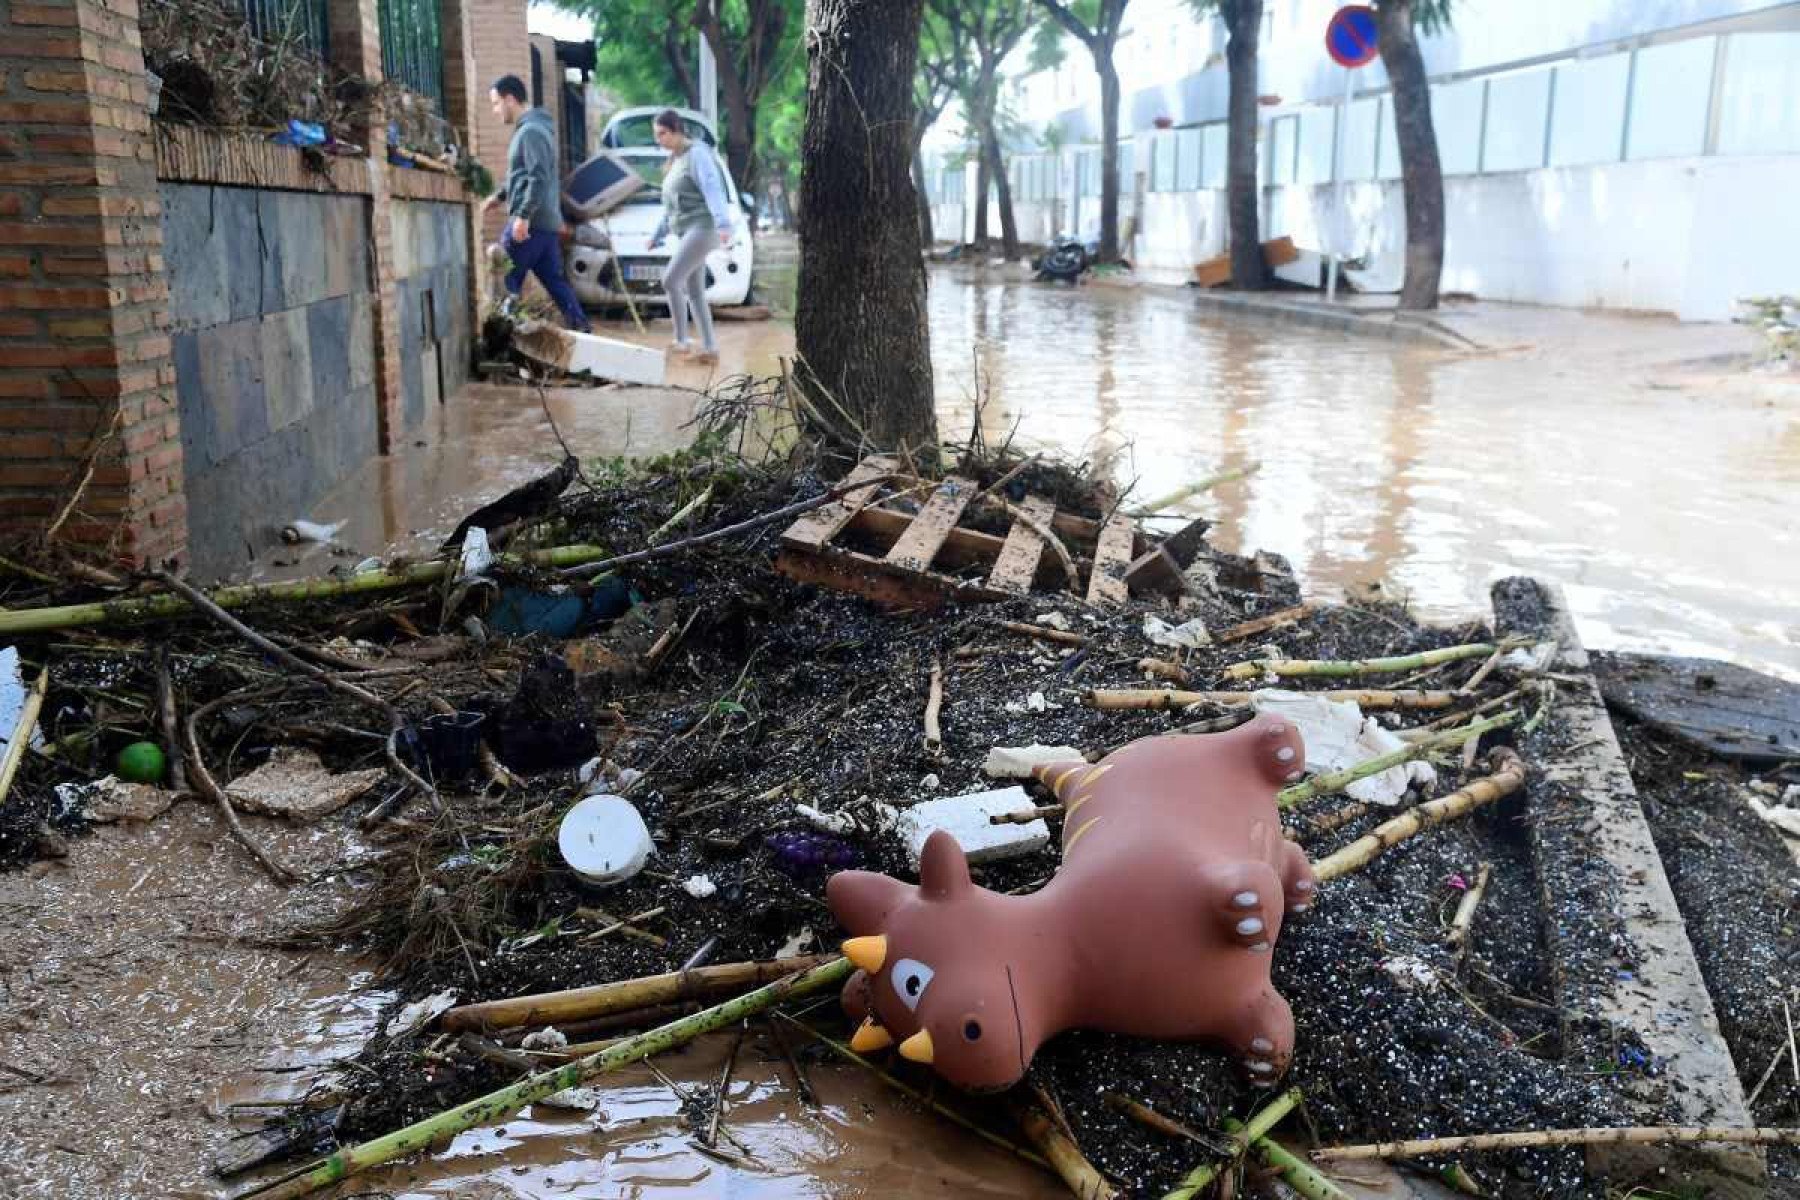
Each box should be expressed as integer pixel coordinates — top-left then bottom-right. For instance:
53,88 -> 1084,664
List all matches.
982,744 -> 1085,779
557,794 -> 653,886
895,786 -> 1049,869
564,330 -> 666,385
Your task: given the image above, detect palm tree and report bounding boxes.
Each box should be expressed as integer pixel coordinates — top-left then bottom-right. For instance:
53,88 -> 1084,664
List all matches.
1374,0 -> 1452,309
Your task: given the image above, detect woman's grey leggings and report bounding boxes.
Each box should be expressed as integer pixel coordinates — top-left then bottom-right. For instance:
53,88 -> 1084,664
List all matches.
665,226 -> 717,352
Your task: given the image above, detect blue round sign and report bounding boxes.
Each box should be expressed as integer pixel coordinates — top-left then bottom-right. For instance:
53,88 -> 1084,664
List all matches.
1325,5 -> 1379,69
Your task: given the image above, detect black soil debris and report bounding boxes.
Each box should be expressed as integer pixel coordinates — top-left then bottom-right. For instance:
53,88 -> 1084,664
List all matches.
5,419 -> 1775,1200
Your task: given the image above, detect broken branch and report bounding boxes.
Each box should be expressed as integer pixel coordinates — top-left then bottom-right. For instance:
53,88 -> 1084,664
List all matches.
923,656 -> 943,757
0,665 -> 48,811
1277,711 -> 1520,809
1446,862 -> 1493,955
1222,640 -> 1525,682
1012,1083 -> 1120,1200
1214,603 -> 1318,645
1092,689 -> 1461,712
1163,1087 -> 1304,1200
1312,749 -> 1527,884
996,619 -> 1088,647
1311,1125 -> 1800,1162
440,955 -> 834,1032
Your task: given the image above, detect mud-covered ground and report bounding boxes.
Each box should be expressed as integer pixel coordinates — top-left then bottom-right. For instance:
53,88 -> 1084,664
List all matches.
4,443 -> 1762,1199
1614,701 -> 1800,1194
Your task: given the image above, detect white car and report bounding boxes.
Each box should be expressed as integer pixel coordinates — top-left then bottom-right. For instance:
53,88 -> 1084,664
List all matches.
566,107 -> 755,310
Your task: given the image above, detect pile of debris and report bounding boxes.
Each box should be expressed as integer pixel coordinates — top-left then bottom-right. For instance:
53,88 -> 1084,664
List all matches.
1,417 -> 1794,1199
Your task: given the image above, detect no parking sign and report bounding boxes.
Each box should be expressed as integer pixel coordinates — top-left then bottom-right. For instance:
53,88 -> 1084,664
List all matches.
1325,5 -> 1379,69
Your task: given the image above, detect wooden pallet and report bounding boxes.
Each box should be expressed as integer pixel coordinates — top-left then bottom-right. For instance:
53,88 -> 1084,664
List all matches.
774,455 -> 1161,611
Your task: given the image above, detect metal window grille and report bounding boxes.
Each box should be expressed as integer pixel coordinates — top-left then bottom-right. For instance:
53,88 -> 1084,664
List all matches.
239,0 -> 329,61
379,0 -> 445,109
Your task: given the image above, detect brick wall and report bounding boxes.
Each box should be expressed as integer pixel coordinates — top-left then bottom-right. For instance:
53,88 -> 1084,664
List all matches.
0,0 -> 186,566
470,0 -> 531,249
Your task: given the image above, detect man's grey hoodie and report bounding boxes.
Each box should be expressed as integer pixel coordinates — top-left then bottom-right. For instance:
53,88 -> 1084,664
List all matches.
504,108 -> 562,234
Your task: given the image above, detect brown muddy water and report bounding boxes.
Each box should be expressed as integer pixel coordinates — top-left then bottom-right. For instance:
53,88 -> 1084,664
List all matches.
294,240 -> 1797,676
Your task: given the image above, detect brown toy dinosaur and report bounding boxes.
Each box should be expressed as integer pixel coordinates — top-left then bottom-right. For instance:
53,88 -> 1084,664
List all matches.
826,717 -> 1314,1092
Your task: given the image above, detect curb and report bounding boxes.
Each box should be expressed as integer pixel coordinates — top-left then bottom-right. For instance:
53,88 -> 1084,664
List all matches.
1493,577 -> 1764,1197
1188,290 -> 1481,351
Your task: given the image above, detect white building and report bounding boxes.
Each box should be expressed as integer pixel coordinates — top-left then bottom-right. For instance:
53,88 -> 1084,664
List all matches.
922,0 -> 1800,321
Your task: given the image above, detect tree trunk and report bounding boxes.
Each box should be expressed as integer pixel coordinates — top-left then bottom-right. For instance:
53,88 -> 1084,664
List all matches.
796,0 -> 937,453
663,17 -> 701,111
1225,0 -> 1266,289
696,7 -> 760,195
1096,48 -> 1120,262
1376,0 -> 1443,310
983,123 -> 1020,261
973,147 -> 991,246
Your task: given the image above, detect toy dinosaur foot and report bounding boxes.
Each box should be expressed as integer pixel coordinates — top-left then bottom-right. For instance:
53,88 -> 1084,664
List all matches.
1203,861 -> 1287,952
1225,986 -> 1295,1086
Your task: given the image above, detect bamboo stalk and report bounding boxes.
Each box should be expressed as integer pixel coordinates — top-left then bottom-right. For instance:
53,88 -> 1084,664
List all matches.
0,545 -> 611,635
1222,641 -> 1521,683
996,619 -> 1088,647
1163,1088 -> 1303,1200
1277,711 -> 1520,809
1128,463 -> 1261,516
239,957 -> 854,1200
1313,749 -> 1526,884
1214,603 -> 1317,645
773,1012 -> 1052,1171
1230,1120 -> 1351,1200
1311,1124 -> 1800,1162
1091,689 -> 1461,712
440,955 -> 834,1032
1303,800 -> 1370,837
0,665 -> 48,810
923,656 -> 943,756
1446,862 -> 1493,953
649,483 -> 715,543
1013,1083 -> 1120,1200
1401,687 -> 1528,739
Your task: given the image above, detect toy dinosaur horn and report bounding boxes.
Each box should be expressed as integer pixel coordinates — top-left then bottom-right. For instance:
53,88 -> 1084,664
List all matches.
898,1029 -> 935,1064
843,935 -> 888,973
850,1019 -> 894,1053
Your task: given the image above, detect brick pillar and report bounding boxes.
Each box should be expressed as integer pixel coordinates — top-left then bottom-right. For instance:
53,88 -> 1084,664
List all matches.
470,0 -> 529,249
328,0 -> 405,452
0,0 -> 186,566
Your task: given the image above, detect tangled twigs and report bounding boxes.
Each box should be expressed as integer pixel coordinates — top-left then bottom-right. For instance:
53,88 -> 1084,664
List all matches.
560,474 -> 904,580
183,685 -> 299,884
153,571 -> 440,813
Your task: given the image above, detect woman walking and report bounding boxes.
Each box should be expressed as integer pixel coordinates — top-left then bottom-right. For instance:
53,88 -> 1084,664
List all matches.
648,109 -> 734,365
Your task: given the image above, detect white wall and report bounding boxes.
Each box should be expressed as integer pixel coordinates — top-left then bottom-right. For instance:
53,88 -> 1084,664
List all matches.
1119,155 -> 1800,320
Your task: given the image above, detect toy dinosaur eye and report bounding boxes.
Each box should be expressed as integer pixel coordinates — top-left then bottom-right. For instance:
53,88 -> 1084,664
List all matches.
891,958 -> 934,1012
963,1020 -> 983,1042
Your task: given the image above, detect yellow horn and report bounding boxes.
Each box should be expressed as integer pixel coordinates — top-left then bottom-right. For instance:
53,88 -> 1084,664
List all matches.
849,1019 -> 894,1053
898,1029 -> 935,1064
842,935 -> 888,974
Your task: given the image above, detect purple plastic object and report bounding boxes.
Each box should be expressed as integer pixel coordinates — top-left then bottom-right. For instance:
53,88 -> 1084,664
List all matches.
765,831 -> 860,874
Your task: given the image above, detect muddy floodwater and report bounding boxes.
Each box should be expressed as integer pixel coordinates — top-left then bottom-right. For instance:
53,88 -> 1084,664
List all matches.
296,239 -> 1797,676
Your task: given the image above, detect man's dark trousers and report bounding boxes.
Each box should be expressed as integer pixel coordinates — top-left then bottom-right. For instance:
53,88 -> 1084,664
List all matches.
502,226 -> 591,333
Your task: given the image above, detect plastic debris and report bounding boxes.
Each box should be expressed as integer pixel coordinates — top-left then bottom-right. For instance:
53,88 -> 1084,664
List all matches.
457,527 -> 493,582
281,518 -> 345,544
764,831 -> 859,874
557,794 -> 653,886
982,744 -> 1087,779
384,989 -> 458,1039
681,874 -> 718,899
520,1028 -> 569,1051
1143,614 -> 1211,650
1250,689 -> 1434,806
894,786 -> 1050,869
225,748 -> 384,820
1033,611 -> 1072,631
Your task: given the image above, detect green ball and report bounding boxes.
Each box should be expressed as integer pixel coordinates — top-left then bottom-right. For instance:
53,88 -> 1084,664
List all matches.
116,741 -> 167,784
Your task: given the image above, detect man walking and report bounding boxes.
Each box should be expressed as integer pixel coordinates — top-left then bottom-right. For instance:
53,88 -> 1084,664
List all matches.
485,74 -> 591,333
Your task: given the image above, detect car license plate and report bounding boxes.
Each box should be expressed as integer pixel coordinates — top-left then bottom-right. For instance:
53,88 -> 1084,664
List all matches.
624,262 -> 664,283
